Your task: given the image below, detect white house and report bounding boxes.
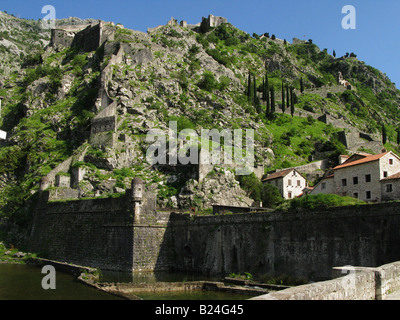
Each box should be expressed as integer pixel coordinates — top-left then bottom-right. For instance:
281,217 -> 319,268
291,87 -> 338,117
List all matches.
310,151 -> 400,202
262,168 -> 307,199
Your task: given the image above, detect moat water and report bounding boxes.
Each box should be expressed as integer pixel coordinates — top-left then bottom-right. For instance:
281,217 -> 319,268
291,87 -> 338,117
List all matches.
0,264 -> 251,300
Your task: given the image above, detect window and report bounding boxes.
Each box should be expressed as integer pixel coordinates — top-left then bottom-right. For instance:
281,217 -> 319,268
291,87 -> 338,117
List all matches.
365,174 -> 371,182
354,192 -> 358,199
341,179 -> 347,187
366,191 -> 371,199
297,180 -> 301,187
288,179 -> 292,186
386,184 -> 393,193
321,183 -> 326,190
353,177 -> 358,185
389,158 -> 394,165
383,171 -> 388,178
288,192 -> 292,199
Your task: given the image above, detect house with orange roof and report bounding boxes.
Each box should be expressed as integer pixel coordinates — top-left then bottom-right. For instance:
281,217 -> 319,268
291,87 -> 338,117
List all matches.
262,168 -> 307,199
381,172 -> 400,201
310,150 -> 400,202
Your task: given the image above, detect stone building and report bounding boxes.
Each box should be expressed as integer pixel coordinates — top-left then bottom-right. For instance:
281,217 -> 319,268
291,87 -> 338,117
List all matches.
262,168 -> 307,199
309,174 -> 335,195
381,172 -> 400,201
311,151 -> 400,202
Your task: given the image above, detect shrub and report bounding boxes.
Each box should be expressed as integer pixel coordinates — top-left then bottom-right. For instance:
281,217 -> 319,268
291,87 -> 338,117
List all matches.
288,194 -> 365,210
198,71 -> 217,92
236,172 -> 262,202
261,183 -> 284,208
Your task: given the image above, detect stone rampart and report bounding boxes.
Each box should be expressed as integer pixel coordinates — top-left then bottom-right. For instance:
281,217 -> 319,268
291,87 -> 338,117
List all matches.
28,197 -> 400,283
252,261 -> 400,300
252,267 -> 376,300
167,202 -> 400,280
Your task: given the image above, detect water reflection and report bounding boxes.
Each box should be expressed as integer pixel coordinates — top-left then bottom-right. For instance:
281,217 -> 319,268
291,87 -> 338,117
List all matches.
0,263 -> 122,300
100,270 -> 221,284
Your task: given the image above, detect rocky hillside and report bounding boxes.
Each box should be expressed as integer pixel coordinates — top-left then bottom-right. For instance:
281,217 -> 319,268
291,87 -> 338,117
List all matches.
1,12 -> 400,239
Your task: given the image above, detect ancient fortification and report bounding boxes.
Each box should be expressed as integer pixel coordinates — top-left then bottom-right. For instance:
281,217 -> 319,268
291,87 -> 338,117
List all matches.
29,183 -> 400,282
27,15 -> 400,289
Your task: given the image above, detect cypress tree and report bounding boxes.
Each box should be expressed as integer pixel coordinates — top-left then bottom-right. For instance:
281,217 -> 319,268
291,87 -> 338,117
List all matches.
286,85 -> 290,110
265,73 -> 270,116
290,87 -> 295,117
253,74 -> 257,106
397,130 -> 400,147
300,77 -> 304,93
247,71 -> 252,103
281,82 -> 285,113
270,86 -> 275,114
262,78 -> 265,100
382,125 -> 387,145
253,74 -> 260,113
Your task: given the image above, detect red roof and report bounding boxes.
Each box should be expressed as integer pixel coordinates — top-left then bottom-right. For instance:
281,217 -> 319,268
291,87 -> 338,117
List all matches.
333,152 -> 390,170
381,172 -> 400,181
262,168 -> 293,181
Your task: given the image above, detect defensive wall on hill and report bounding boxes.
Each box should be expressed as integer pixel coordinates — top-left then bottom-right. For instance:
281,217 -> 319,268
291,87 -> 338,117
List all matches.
28,188 -> 400,282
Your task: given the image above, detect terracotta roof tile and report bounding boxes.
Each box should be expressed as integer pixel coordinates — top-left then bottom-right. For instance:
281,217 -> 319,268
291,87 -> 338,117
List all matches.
262,168 -> 294,181
334,152 -> 389,170
381,172 -> 400,181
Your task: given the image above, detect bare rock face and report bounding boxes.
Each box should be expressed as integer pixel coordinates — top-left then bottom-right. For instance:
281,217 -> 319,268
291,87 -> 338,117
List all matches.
177,168 -> 253,209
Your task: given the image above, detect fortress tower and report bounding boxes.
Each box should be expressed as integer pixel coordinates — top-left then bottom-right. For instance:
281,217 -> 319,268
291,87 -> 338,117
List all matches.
131,177 -> 144,223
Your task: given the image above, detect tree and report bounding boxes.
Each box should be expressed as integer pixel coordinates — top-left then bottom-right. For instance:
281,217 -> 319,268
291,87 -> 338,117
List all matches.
261,183 -> 284,208
265,73 -> 270,116
397,130 -> 400,147
382,124 -> 387,145
270,86 -> 275,114
262,78 -> 265,100
281,82 -> 285,113
300,77 -> 304,94
247,71 -> 252,103
253,74 -> 260,113
198,71 -> 217,91
333,50 -> 336,58
271,34 -> 276,40
199,17 -> 210,33
237,173 -> 263,202
290,87 -> 295,117
286,85 -> 290,111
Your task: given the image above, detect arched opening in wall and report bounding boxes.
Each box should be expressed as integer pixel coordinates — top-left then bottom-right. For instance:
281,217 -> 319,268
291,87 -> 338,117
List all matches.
184,245 -> 193,270
184,245 -> 192,256
232,245 -> 238,273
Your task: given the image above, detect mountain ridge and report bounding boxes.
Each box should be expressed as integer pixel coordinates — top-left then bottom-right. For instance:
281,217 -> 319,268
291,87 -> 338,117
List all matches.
0,12 -> 400,245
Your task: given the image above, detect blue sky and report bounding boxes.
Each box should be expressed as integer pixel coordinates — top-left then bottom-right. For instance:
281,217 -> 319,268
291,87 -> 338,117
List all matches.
3,0 -> 400,88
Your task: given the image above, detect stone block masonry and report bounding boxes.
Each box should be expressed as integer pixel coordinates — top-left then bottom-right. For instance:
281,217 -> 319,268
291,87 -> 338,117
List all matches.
252,261 -> 400,300
29,189 -> 400,282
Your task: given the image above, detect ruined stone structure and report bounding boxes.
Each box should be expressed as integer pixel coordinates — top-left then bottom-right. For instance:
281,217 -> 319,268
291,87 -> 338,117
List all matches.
28,189 -> 400,281
338,71 -> 352,90
50,21 -> 116,52
147,14 -> 226,33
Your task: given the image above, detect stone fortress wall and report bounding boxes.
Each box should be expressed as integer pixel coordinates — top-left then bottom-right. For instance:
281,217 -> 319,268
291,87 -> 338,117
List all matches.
29,187 -> 400,282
